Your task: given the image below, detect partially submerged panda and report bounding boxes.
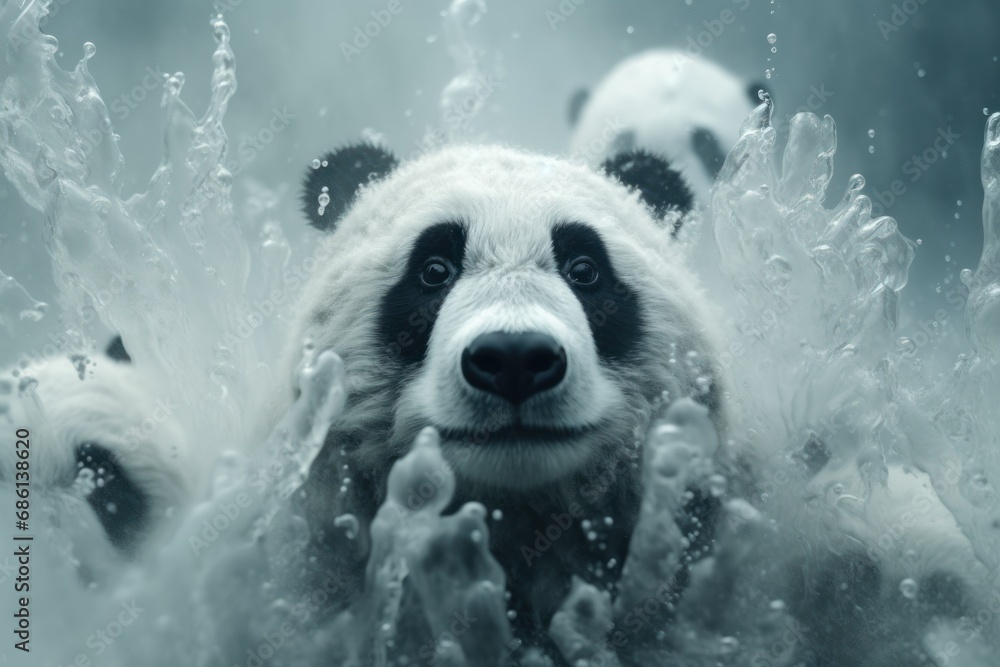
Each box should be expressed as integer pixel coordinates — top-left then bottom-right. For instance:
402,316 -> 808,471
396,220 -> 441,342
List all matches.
0,337 -> 193,580
282,142 -> 729,648
568,49 -> 766,207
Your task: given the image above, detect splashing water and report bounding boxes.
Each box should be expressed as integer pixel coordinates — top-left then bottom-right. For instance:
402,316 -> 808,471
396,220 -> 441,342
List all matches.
4,1 -> 1000,664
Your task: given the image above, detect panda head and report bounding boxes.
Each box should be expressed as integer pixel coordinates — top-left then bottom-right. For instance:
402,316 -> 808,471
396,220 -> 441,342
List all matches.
0,337 -> 193,568
568,49 -> 769,206
292,142 -> 723,495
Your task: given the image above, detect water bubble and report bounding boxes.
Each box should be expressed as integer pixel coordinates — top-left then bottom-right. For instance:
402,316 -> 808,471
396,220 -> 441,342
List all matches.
626,25 -> 634,34
334,514 -> 360,539
769,599 -> 786,611
491,509 -> 503,521
899,578 -> 918,599
719,636 -> 740,654
868,129 -> 876,138
708,474 -> 727,497
869,145 -> 875,154
960,268 -> 974,286
766,33 -> 777,44
310,158 -> 321,169
82,42 -> 96,60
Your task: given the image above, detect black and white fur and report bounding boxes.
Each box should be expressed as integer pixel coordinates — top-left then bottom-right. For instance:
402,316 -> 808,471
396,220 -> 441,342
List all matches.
569,49 -> 766,207
285,142 -> 728,645
0,338 -> 193,575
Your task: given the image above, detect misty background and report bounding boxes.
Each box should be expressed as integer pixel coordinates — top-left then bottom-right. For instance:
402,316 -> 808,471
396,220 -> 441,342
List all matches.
1,0 -> 997,368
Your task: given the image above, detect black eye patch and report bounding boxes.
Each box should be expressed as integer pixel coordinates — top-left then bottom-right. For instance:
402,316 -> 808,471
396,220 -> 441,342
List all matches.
551,222 -> 642,362
378,222 -> 467,365
691,127 -> 727,181
75,442 -> 150,556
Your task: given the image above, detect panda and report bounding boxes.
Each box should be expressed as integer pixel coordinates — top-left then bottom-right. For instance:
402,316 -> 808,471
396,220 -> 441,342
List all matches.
568,49 -> 766,208
769,432 -> 995,665
280,141 -> 730,655
0,336 -> 193,580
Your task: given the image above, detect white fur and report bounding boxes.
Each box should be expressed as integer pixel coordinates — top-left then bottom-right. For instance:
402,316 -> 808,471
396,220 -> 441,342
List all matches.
283,144 -> 725,496
570,50 -> 755,205
0,354 -> 193,552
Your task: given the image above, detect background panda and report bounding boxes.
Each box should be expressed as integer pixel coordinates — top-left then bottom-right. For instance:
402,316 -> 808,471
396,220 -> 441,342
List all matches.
568,49 -> 766,208
279,142 -> 732,655
0,337 -> 194,581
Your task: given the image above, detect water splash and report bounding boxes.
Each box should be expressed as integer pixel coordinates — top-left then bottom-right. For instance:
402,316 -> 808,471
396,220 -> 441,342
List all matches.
0,267 -> 46,330
440,0 -> 492,141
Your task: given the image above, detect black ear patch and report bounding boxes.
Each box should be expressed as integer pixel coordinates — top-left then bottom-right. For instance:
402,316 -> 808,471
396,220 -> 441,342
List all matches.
567,87 -> 590,126
76,442 -> 149,556
105,335 -> 131,363
301,142 -> 398,232
747,82 -> 770,105
601,149 -> 694,233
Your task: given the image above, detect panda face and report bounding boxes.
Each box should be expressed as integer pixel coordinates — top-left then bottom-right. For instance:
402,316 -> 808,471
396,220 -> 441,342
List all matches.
0,337 -> 193,570
293,144 -> 723,496
569,50 -> 766,206
387,218 -> 635,489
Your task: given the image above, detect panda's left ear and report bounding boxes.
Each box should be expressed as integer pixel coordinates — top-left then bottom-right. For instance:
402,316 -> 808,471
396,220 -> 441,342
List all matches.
601,149 -> 694,232
301,142 -> 399,232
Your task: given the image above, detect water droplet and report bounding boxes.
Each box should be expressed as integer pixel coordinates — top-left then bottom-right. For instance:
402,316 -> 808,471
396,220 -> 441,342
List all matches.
899,577 -> 918,599
626,25 -> 634,34
311,158 -> 321,169
766,33 -> 777,44
82,42 -> 96,60
491,509 -> 503,521
719,636 -> 740,654
960,268 -> 973,286
869,145 -> 875,154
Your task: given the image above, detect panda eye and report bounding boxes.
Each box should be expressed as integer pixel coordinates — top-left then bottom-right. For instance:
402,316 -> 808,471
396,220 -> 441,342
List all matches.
565,257 -> 599,287
420,258 -> 455,288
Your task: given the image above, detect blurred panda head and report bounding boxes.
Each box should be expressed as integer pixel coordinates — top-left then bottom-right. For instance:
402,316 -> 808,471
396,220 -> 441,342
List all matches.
291,142 -> 724,495
569,49 -> 768,206
0,336 -> 192,573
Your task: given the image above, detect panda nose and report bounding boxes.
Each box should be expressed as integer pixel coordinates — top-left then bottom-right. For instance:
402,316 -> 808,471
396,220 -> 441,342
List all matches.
461,332 -> 567,405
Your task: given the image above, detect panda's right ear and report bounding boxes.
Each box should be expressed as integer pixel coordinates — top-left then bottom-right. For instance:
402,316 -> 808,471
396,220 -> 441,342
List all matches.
301,142 -> 399,232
